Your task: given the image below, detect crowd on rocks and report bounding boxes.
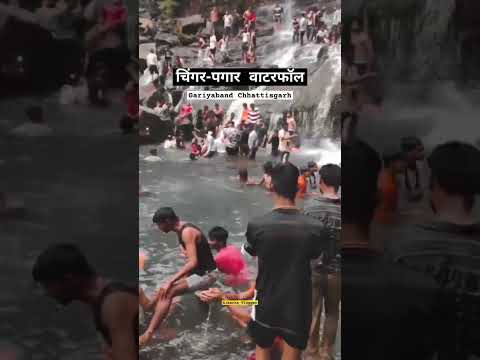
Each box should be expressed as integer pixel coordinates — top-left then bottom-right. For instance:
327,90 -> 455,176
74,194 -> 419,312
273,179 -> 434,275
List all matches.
0,0 -> 139,134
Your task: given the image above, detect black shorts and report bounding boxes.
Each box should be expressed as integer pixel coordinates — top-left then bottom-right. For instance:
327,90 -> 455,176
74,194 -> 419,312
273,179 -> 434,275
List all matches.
242,42 -> 249,52
224,26 -> 232,37
247,320 -> 308,350
210,48 -> 216,56
226,146 -> 239,156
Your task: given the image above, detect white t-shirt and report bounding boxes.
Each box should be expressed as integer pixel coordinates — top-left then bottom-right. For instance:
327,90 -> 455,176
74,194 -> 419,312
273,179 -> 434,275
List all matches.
206,134 -> 216,152
278,129 -> 290,152
307,14 -> 314,26
210,35 -> 217,49
10,123 -> 53,137
224,14 -> 233,27
317,29 -> 327,39
146,52 -> 158,67
242,31 -> 250,43
248,130 -> 258,149
299,17 -> 307,32
219,39 -> 227,52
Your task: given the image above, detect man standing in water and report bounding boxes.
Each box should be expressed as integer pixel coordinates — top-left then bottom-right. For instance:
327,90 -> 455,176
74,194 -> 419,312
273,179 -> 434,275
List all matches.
304,164 -> 341,359
299,13 -> 308,46
273,3 -> 284,24
243,163 -> 328,360
32,244 -> 138,360
140,207 -> 217,346
279,123 -> 294,163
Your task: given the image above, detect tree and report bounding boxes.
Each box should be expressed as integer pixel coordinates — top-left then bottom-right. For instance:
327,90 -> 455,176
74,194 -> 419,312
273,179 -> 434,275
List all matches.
160,0 -> 179,19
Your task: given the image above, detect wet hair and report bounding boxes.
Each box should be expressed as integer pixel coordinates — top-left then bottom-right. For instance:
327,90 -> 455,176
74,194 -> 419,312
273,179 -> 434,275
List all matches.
319,164 -> 341,191
401,136 -> 423,153
428,141 -> 480,211
342,140 -> 381,230
208,226 -> 229,246
307,161 -> 317,169
26,106 -> 43,123
263,161 -> 274,175
351,17 -> 363,30
300,166 -> 310,174
270,162 -> 300,201
32,244 -> 96,284
149,148 -> 158,156
382,146 -> 406,167
152,207 -> 179,224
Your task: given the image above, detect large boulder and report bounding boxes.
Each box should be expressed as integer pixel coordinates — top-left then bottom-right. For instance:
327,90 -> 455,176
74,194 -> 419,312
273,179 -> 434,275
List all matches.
154,31 -> 180,46
176,14 -> 204,35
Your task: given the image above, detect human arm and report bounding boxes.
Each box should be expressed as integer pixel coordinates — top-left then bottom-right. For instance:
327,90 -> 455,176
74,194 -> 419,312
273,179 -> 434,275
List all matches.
161,228 -> 199,296
102,293 -> 138,360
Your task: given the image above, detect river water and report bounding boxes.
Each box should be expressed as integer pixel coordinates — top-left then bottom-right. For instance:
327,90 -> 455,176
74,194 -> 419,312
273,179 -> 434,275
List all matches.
0,137 -> 138,359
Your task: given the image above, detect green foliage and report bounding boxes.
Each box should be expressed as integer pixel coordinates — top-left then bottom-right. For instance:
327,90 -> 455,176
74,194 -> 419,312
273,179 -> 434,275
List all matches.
161,0 -> 180,19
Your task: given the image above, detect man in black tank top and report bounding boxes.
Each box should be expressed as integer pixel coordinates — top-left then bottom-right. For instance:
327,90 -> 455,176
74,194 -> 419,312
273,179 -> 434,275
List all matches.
32,244 -> 138,360
140,207 -> 217,346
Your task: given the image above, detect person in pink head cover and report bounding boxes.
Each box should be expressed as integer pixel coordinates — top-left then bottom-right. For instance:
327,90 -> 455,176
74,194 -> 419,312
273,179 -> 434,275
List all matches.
207,226 -> 249,286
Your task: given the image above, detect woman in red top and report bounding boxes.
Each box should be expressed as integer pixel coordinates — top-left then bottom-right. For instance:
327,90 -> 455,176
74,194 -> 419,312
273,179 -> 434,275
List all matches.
190,138 -> 201,160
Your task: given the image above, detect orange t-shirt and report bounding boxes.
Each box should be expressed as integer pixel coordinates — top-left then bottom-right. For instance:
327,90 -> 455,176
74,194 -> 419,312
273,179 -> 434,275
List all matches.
374,170 -> 399,224
242,109 -> 250,124
297,175 -> 307,197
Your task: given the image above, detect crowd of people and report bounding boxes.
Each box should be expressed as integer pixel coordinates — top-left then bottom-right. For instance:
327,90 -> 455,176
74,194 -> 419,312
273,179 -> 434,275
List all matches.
141,96 -> 306,165
292,6 -> 340,46
139,157 -> 342,360
1,0 -> 136,103
196,5 -> 259,65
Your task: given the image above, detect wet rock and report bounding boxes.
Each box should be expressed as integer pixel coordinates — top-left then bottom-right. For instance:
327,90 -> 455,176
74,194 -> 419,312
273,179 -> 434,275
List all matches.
255,24 -> 274,37
154,31 -> 180,47
169,46 -> 198,60
176,14 -> 204,35
317,46 -> 329,62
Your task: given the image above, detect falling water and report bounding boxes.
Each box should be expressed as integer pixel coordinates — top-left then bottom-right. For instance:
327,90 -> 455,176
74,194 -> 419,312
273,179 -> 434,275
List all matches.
413,0 -> 456,79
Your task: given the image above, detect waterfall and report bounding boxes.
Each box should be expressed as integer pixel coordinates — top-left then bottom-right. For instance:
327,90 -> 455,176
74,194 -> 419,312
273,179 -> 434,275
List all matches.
312,43 -> 341,136
413,0 -> 456,80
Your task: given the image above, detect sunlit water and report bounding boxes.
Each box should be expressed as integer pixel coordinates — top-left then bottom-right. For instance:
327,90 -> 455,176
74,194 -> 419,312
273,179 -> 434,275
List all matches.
139,142 -> 340,360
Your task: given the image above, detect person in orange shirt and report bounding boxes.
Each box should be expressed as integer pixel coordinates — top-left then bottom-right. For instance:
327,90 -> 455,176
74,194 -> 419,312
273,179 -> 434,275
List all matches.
374,148 -> 408,224
241,103 -> 250,125
297,167 -> 310,198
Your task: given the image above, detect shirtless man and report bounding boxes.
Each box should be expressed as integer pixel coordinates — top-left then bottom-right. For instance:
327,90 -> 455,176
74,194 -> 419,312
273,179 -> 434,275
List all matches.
32,244 -> 138,360
139,208 -> 217,346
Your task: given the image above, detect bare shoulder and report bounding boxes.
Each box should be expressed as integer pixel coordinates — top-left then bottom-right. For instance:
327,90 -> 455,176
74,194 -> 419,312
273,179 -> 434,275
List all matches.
101,291 -> 138,326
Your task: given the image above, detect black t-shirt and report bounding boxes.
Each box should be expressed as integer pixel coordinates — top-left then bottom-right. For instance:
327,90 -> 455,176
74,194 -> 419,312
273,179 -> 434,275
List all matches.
384,220 -> 480,358
270,135 -> 279,149
243,208 -> 328,338
92,282 -> 138,352
342,246 -> 439,360
177,223 -> 217,276
240,129 -> 250,145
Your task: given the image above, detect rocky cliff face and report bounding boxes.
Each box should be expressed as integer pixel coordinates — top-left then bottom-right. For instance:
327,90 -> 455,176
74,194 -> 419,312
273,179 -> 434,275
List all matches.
347,0 -> 480,82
